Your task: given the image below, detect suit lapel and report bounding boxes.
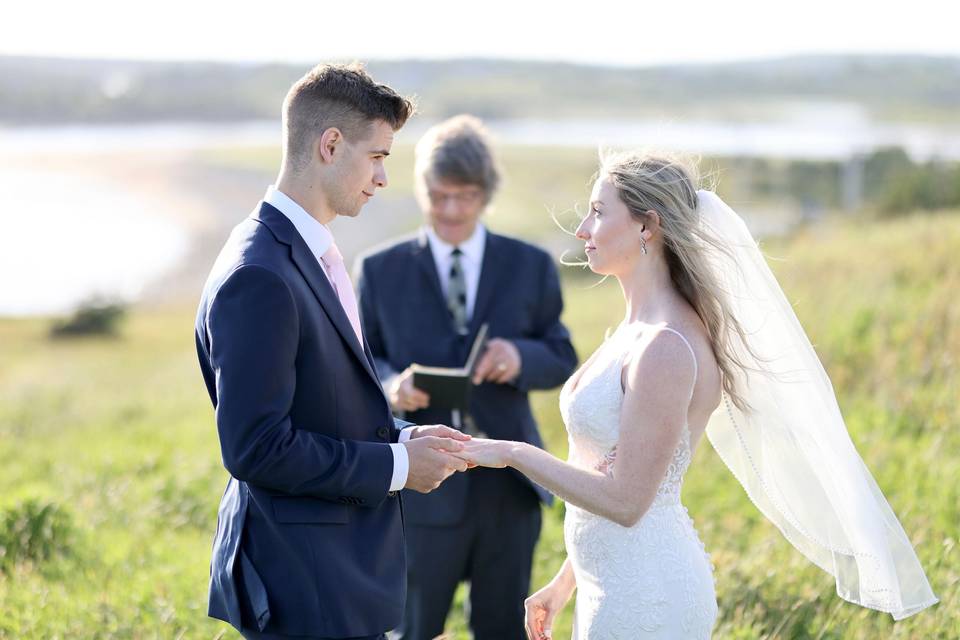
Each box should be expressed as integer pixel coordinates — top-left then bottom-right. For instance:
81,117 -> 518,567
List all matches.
469,232 -> 506,336
255,203 -> 380,386
362,338 -> 385,394
412,231 -> 448,311
414,229 -> 511,341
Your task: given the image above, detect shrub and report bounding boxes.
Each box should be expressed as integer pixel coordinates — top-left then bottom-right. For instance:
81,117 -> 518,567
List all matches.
0,499 -> 75,572
50,298 -> 127,338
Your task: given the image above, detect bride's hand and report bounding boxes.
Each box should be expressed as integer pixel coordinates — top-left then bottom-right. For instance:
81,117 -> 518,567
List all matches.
455,438 -> 513,469
524,580 -> 573,639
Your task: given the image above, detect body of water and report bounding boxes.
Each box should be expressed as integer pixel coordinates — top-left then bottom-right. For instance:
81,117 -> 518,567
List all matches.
3,110 -> 960,316
3,112 -> 960,160
0,168 -> 188,316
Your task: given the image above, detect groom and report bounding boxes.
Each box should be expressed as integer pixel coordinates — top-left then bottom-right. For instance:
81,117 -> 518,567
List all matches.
195,63 -> 470,640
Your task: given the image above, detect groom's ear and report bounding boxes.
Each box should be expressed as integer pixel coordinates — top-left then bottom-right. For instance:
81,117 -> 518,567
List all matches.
316,127 -> 343,164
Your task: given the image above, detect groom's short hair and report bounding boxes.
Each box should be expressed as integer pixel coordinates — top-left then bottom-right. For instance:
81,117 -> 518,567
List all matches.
282,62 -> 414,172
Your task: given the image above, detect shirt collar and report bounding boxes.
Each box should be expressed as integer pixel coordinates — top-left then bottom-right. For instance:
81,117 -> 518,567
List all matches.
425,223 -> 487,264
264,186 -> 333,264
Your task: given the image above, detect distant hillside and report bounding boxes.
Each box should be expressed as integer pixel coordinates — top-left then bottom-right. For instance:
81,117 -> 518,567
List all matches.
2,54 -> 959,124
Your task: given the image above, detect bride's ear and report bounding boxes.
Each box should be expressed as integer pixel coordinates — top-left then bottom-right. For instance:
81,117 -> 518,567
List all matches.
641,209 -> 661,241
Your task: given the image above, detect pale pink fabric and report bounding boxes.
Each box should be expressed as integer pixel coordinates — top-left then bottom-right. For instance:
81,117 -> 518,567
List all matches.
320,241 -> 363,347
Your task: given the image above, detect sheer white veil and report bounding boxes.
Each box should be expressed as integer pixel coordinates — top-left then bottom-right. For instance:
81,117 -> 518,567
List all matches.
696,189 -> 938,620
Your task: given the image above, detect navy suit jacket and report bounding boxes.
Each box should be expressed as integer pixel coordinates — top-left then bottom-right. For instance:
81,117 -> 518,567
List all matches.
356,229 -> 577,525
195,202 -> 409,637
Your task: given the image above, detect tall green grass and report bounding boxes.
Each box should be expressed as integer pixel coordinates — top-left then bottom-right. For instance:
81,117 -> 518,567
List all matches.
1,167 -> 956,636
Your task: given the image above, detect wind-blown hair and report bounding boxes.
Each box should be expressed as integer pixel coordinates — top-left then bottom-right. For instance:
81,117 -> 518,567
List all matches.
599,150 -> 759,412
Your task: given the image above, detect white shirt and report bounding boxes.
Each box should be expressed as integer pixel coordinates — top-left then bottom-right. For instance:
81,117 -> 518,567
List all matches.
265,186 -> 333,264
425,223 -> 487,320
264,186 -> 413,492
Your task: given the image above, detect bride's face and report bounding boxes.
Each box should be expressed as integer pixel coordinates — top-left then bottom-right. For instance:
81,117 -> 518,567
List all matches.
576,177 -> 644,275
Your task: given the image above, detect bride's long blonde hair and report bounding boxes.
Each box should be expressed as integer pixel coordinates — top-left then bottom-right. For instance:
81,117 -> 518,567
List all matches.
599,150 -> 757,412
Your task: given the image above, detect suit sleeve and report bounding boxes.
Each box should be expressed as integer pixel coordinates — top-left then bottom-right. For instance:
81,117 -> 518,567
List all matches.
393,416 -> 415,441
207,264 -> 393,506
511,255 -> 579,392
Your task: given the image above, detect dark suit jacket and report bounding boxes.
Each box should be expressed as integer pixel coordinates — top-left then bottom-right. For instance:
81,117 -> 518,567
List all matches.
195,202 -> 409,638
356,229 -> 577,525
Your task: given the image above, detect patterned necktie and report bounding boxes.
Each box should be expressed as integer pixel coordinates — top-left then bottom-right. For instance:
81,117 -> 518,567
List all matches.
447,247 -> 469,336
320,241 -> 364,346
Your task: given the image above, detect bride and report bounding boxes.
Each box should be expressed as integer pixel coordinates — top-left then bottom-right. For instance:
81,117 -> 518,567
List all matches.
456,152 -> 938,639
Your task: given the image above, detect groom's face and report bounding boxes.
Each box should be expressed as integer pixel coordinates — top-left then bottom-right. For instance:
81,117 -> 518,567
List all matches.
325,119 -> 395,218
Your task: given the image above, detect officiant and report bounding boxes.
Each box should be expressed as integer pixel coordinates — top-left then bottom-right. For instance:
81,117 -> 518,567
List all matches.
355,115 -> 577,640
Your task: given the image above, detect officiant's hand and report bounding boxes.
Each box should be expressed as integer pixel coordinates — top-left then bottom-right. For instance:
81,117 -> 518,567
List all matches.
388,366 -> 431,412
403,435 -> 470,493
472,338 -> 521,385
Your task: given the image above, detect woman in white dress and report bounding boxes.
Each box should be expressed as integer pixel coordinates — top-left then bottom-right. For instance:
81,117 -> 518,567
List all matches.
457,152 -> 937,639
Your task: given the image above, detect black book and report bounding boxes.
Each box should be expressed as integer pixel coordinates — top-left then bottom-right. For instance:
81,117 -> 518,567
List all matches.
411,324 -> 489,410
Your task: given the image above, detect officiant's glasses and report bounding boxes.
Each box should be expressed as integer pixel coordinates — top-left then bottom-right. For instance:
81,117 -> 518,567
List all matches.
427,187 -> 484,207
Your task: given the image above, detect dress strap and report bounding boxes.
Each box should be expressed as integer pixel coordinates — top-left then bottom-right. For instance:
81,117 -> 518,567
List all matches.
657,326 -> 699,397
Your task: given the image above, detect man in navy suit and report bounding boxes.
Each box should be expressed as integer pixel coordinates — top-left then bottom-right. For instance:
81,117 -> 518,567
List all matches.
356,115 -> 578,640
195,64 -> 471,640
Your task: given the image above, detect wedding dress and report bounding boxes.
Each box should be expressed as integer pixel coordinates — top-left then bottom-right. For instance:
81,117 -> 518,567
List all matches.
561,324 -> 718,639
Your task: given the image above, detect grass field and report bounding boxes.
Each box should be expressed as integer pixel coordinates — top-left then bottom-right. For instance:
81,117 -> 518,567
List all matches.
1,147 -> 957,638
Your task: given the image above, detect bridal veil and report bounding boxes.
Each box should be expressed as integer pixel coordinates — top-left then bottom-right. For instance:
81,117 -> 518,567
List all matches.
696,190 -> 938,620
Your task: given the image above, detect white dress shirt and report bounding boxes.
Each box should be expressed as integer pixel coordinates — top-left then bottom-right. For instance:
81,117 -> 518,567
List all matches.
264,186 -> 413,492
425,223 -> 487,320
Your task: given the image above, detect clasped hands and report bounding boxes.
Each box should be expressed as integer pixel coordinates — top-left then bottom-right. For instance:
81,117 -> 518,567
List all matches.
401,425 -> 514,493
396,338 -> 520,493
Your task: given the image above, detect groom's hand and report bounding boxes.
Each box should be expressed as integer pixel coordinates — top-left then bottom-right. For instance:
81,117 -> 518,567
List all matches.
409,425 -> 477,470
408,424 -> 472,442
403,435 -> 469,493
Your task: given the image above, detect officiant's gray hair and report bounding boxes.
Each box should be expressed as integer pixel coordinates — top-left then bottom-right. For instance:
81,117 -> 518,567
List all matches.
282,62 -> 414,173
414,115 -> 502,205
599,151 -> 759,412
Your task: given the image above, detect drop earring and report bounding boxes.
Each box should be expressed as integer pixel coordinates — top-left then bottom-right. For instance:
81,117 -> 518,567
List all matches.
640,238 -> 648,255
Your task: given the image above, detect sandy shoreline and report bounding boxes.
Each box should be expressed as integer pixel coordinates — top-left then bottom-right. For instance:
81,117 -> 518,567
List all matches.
0,148 -> 267,312
0,147 -> 423,314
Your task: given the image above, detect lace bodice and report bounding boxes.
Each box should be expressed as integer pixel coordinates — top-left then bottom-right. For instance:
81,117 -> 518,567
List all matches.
559,324 -> 696,509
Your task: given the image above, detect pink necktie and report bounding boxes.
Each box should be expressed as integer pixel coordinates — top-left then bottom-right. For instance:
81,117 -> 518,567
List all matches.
320,241 -> 364,347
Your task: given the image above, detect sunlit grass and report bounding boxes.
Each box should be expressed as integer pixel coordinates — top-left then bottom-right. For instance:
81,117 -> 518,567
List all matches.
1,199 -> 957,637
